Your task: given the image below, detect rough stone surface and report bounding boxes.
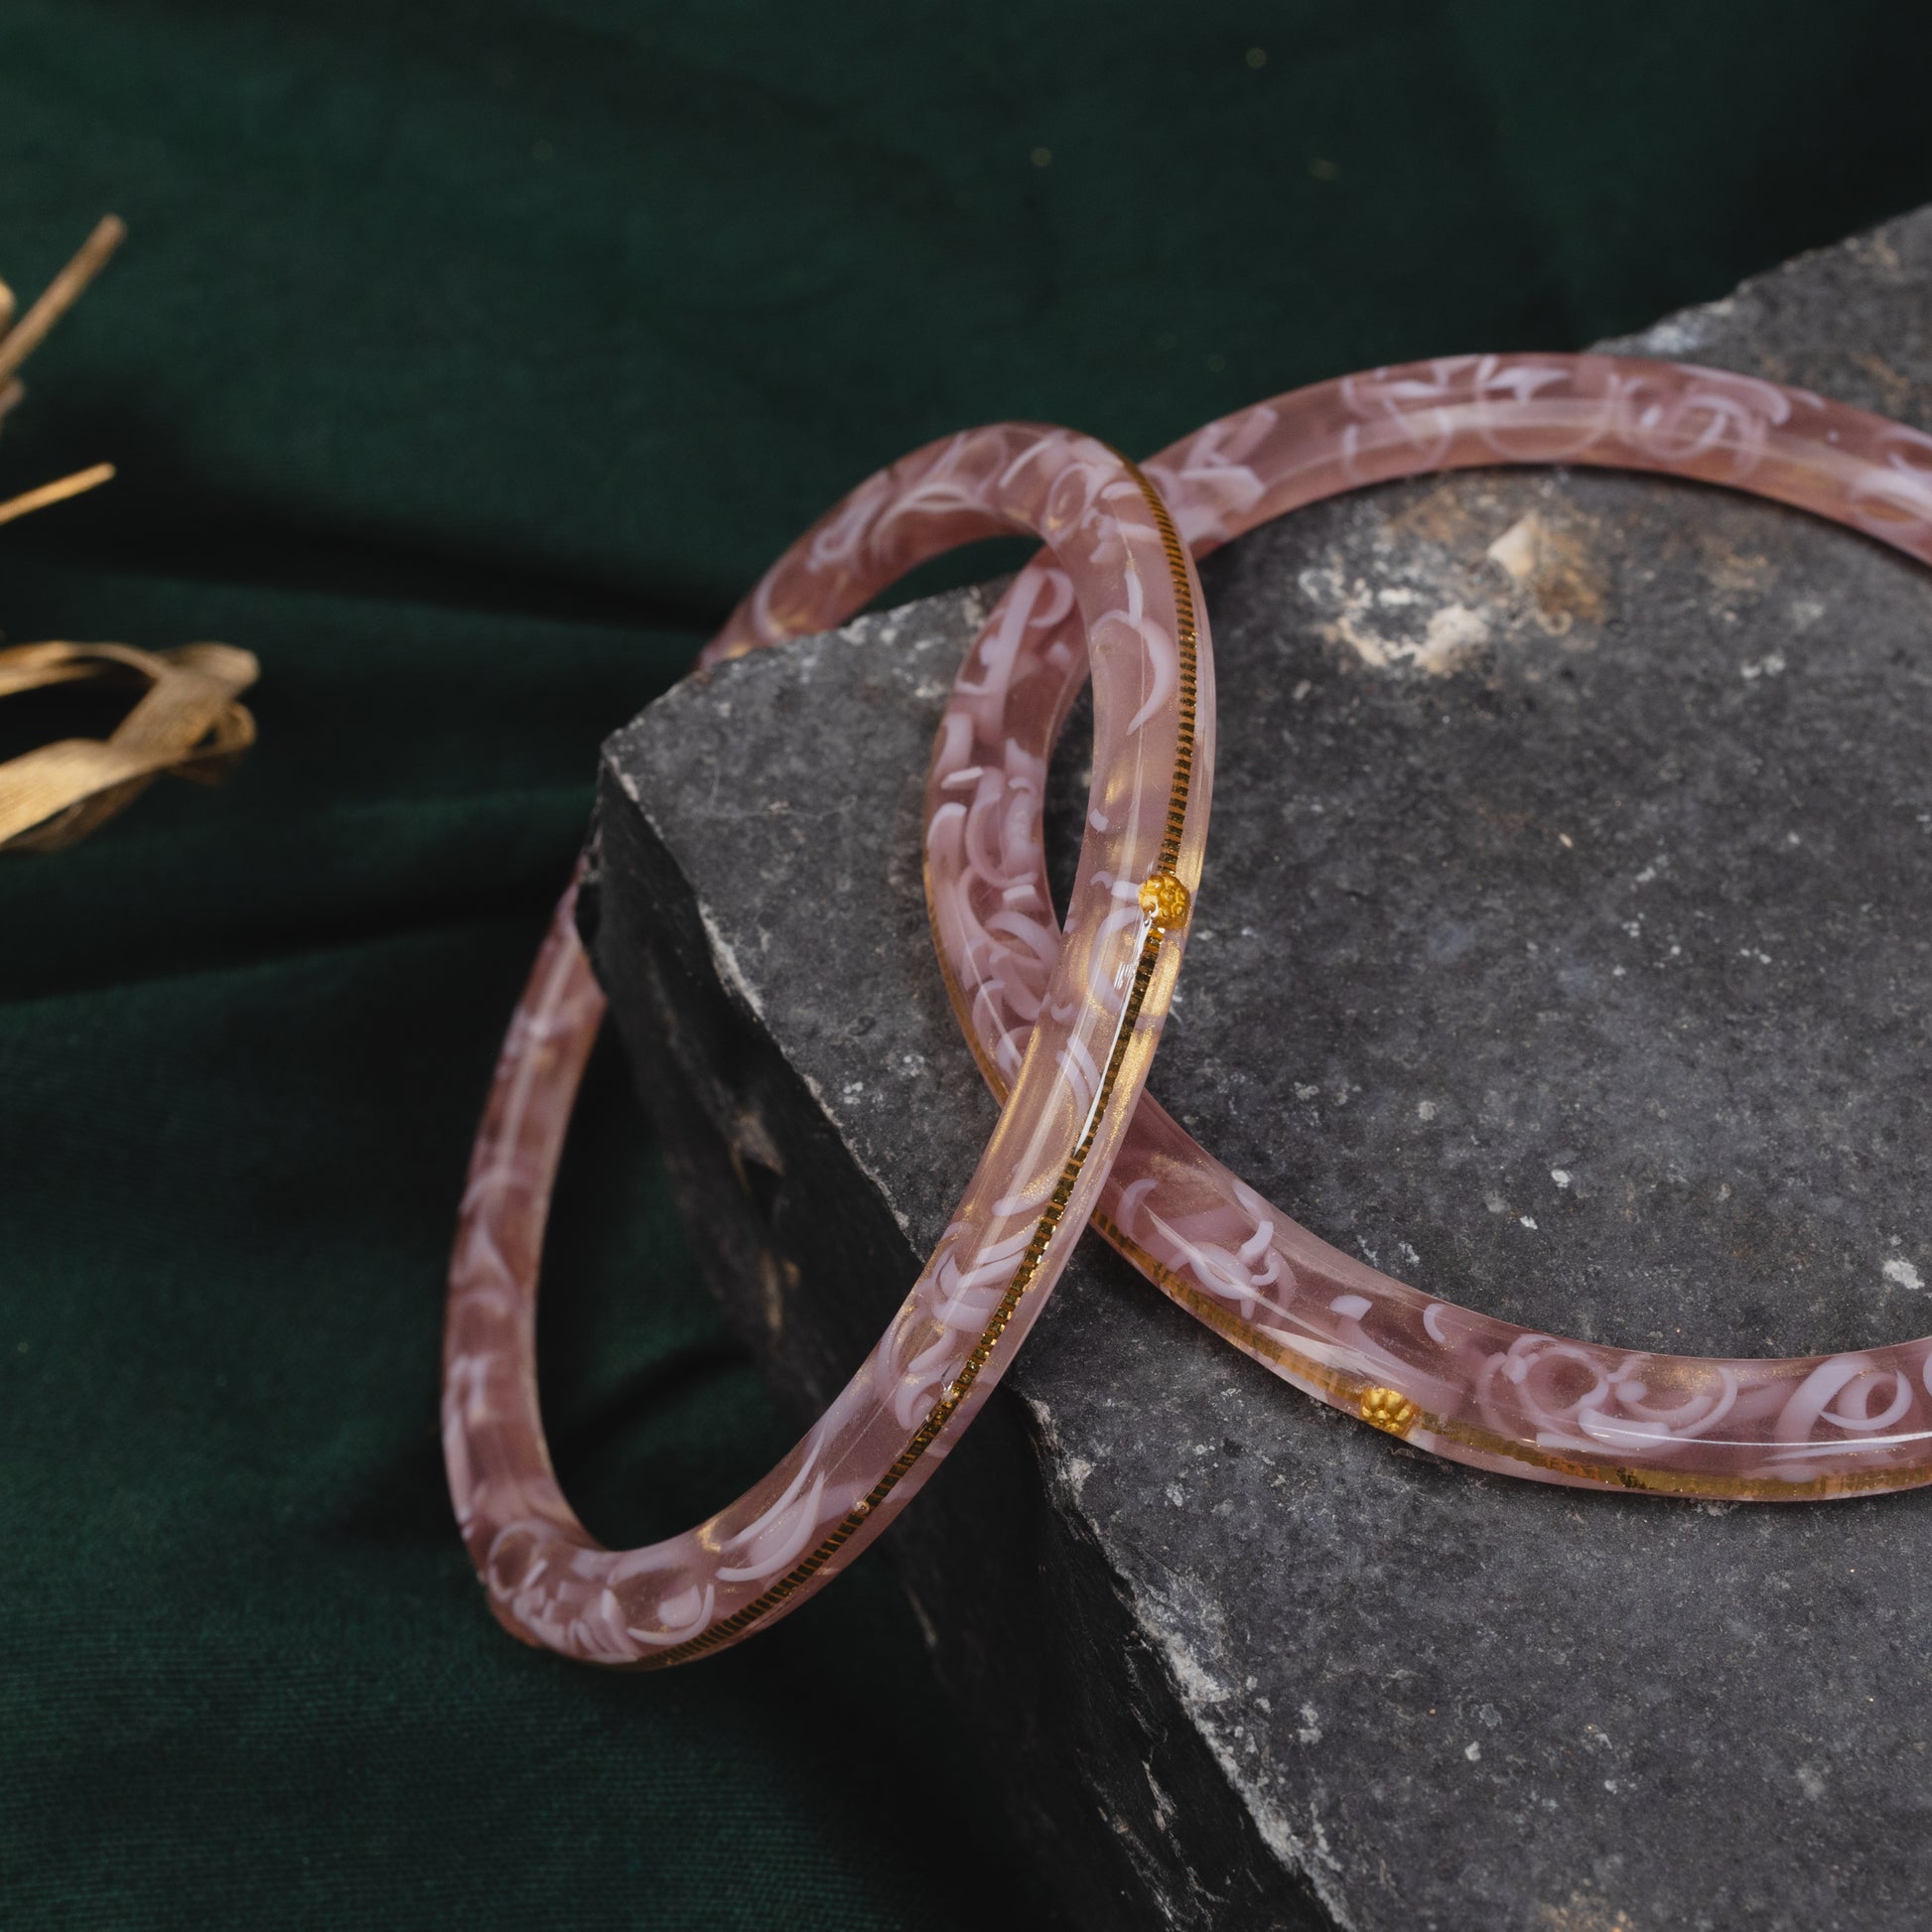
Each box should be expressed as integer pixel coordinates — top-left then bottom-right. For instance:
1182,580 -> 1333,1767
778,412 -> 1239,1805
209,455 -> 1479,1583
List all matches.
583,206 -> 1932,1932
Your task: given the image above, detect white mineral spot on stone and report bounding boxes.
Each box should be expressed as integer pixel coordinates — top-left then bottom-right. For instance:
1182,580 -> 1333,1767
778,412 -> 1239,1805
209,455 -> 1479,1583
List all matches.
1143,1763 -> 1177,1833
1291,678 -> 1311,701
1465,1741 -> 1482,1762
1485,512 -> 1543,583
1552,1169 -> 1573,1188
1740,652 -> 1787,680
1634,295 -> 1734,355
1166,1483 -> 1185,1507
1421,603 -> 1491,669
1883,1257 -> 1926,1292
902,1587 -> 941,1655
697,901 -> 770,1024
1796,1765 -> 1828,1802
1520,1215 -> 1539,1230
1298,564 -> 1492,673
1294,1082 -> 1320,1101
1298,1704 -> 1322,1745
1158,1639 -> 1232,1709
1418,1099 -> 1438,1119
1790,596 -> 1827,628
1485,1194 -> 1508,1215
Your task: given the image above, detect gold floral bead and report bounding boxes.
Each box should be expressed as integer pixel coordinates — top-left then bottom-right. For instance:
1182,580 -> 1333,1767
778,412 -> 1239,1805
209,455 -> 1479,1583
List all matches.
1138,870 -> 1192,931
1358,1386 -> 1420,1438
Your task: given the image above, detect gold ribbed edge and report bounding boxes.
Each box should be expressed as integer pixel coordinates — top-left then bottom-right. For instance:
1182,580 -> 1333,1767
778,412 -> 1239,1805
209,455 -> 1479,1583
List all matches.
631,455 -> 1202,1668
1116,452 -> 1200,877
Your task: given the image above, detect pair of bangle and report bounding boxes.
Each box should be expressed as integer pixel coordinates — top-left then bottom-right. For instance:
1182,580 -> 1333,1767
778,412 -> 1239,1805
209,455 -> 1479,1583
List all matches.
445,355 -> 1932,1668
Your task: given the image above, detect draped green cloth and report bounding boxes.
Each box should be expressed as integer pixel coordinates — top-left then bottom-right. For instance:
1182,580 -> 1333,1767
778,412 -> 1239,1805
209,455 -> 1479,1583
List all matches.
3,4 -> 1928,1924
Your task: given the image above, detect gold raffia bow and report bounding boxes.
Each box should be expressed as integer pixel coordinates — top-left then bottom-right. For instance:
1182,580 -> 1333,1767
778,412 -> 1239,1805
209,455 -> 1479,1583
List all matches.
0,637 -> 259,851
0,215 -> 257,854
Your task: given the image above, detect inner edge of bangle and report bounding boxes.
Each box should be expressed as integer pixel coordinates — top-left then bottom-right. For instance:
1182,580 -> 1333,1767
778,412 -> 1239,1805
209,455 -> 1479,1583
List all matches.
636,462 -> 1199,1669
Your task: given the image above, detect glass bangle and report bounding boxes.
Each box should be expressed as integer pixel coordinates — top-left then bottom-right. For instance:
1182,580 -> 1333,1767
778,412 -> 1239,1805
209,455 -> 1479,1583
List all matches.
444,426 -> 1213,1665
925,354 -> 1932,1500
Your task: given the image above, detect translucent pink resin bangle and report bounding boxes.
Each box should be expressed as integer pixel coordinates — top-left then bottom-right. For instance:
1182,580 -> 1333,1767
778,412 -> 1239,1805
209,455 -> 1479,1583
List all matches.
445,427 -> 1212,1665
926,354 -> 1932,1500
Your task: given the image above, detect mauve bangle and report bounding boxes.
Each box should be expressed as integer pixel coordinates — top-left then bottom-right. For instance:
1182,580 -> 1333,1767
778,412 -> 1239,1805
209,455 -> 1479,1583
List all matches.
444,427 -> 1212,1665
926,353 -> 1932,1500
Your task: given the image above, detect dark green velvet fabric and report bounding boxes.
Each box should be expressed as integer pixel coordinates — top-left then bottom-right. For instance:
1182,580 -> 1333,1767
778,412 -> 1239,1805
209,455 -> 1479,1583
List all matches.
3,4 -> 1930,1924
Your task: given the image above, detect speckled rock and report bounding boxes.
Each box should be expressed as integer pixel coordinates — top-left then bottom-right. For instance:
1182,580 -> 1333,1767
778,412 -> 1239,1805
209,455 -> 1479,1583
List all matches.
583,205 -> 1932,1932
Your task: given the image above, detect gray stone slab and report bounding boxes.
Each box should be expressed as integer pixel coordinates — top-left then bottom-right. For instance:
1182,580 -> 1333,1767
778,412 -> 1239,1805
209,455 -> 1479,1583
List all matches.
583,205 -> 1932,1932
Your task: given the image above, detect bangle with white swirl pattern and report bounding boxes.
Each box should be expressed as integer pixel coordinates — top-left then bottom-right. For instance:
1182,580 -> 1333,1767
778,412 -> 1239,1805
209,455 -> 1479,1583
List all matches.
444,426 -> 1212,1666
924,353 -> 1932,1501
446,354 -> 1932,1678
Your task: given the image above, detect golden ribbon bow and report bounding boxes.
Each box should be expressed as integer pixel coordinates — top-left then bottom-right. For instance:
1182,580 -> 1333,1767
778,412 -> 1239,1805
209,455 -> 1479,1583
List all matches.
0,215 -> 257,853
0,638 -> 259,851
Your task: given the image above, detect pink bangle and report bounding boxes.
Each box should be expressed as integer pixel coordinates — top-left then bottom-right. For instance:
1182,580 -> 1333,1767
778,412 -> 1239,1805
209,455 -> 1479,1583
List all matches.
925,353 -> 1932,1500
444,427 -> 1212,1665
